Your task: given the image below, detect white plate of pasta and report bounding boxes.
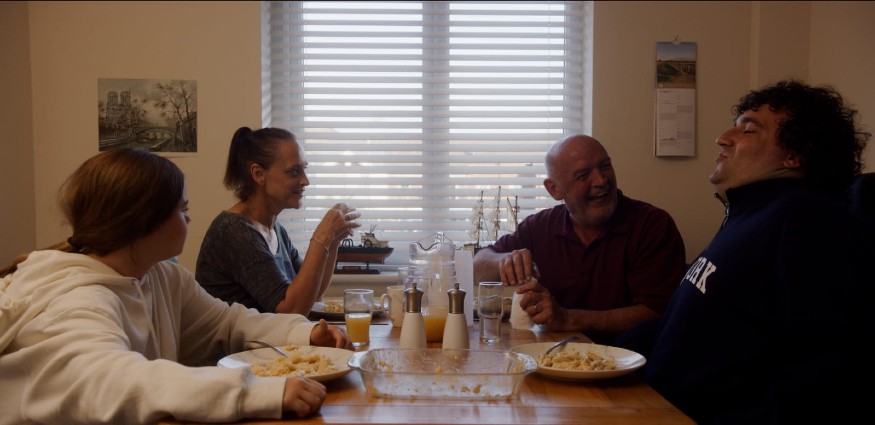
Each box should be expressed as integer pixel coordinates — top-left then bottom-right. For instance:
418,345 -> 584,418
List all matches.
310,298 -> 383,320
219,345 -> 354,383
509,342 -> 645,381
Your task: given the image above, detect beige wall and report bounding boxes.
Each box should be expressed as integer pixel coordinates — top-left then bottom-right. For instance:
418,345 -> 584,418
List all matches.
11,1 -> 256,268
594,1 -> 753,262
809,0 -> 875,161
0,1 -> 36,264
2,1 -> 873,271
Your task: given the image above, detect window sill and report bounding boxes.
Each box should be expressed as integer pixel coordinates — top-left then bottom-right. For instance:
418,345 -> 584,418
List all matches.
325,272 -> 397,297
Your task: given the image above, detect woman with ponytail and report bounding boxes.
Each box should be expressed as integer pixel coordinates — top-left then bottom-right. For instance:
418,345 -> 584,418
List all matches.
195,127 -> 360,314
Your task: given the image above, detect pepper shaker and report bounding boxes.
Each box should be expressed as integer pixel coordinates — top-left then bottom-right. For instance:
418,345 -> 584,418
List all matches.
441,283 -> 469,349
399,278 -> 427,349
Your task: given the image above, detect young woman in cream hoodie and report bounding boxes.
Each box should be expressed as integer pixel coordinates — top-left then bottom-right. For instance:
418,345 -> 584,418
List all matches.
0,148 -> 351,424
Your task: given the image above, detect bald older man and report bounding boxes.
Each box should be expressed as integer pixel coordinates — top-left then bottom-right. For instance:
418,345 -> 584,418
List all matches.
473,134 -> 686,343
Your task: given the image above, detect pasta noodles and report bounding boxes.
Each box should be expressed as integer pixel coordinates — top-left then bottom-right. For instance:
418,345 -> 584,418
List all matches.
250,346 -> 338,377
537,351 -> 617,371
322,301 -> 344,313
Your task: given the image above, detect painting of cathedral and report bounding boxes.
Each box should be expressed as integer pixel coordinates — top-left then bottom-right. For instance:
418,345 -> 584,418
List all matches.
98,78 -> 197,153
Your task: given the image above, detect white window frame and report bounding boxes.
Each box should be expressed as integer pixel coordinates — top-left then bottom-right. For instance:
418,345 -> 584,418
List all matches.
261,1 -> 592,268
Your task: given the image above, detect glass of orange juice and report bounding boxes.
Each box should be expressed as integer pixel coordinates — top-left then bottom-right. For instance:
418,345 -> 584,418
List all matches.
344,289 -> 373,348
422,305 -> 448,343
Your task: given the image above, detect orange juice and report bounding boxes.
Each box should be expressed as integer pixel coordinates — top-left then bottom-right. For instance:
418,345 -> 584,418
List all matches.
345,313 -> 372,346
422,305 -> 448,342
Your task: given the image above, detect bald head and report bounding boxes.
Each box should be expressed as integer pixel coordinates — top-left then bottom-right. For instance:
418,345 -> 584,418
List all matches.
546,134 -> 607,178
542,133 -> 618,231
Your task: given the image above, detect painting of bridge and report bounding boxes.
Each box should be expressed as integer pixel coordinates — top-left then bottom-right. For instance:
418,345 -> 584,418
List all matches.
656,42 -> 697,89
98,78 -> 197,153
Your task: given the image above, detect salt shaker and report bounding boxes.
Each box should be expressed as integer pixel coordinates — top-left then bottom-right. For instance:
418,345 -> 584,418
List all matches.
442,283 -> 469,349
399,279 -> 427,349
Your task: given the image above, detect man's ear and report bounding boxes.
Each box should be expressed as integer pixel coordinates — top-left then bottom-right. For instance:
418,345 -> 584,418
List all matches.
543,178 -> 563,201
783,151 -> 802,169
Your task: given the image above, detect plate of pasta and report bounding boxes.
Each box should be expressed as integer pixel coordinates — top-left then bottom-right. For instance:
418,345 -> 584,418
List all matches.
310,298 -> 383,320
219,345 -> 354,382
509,342 -> 645,381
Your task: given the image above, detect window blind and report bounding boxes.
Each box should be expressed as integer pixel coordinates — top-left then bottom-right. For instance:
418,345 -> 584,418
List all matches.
262,1 -> 590,267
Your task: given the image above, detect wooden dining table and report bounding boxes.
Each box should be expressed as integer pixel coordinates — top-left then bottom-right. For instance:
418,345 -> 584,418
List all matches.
162,317 -> 693,425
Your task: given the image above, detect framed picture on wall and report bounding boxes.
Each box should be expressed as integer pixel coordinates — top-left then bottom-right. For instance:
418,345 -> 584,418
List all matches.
97,78 -> 197,154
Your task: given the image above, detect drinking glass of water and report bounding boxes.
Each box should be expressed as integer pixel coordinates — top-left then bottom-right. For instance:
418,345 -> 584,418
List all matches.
478,282 -> 503,343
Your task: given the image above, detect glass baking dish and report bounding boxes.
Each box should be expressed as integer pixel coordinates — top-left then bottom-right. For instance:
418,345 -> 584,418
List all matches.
347,348 -> 537,399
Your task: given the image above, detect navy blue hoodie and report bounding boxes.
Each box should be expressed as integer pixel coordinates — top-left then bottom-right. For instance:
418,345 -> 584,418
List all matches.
644,178 -> 875,424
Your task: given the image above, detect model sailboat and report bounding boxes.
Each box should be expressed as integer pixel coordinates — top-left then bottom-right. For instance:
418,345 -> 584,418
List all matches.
336,224 -> 393,274
465,187 -> 519,251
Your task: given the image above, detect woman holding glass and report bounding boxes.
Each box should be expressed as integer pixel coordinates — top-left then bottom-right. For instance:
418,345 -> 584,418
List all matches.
196,127 -> 361,314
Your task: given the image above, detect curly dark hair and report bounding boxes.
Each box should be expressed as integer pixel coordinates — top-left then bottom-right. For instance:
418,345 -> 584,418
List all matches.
732,79 -> 870,195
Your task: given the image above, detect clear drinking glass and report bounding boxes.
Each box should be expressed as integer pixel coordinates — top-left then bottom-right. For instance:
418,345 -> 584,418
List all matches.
478,282 -> 503,343
344,288 -> 373,348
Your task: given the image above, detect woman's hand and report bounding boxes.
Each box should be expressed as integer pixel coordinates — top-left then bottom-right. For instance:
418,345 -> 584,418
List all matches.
310,319 -> 353,349
313,203 -> 362,246
282,376 -> 326,418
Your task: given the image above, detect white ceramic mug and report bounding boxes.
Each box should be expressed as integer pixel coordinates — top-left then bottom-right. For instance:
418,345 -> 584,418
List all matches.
381,285 -> 405,327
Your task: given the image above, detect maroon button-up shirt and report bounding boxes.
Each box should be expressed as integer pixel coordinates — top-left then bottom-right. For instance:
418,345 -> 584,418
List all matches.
489,191 -> 686,315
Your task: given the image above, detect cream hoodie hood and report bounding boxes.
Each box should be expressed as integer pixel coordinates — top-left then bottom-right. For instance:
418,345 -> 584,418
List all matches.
0,250 -> 316,425
0,250 -> 135,352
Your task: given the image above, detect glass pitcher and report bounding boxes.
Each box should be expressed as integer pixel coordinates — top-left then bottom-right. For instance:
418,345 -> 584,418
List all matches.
409,233 -> 458,343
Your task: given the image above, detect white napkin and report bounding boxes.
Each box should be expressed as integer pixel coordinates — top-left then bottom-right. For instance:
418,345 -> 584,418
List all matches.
509,285 -> 537,330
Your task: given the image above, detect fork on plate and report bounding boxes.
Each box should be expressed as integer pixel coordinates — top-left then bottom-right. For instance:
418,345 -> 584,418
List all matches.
244,340 -> 288,358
